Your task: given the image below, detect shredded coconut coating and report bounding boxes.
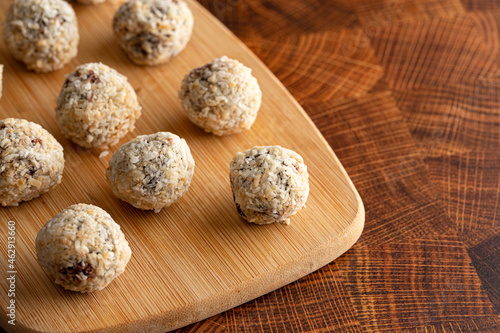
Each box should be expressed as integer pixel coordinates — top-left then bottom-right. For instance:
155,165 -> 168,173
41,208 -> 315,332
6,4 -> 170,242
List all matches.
56,63 -> 142,150
113,0 -> 194,66
0,118 -> 64,207
106,132 -> 195,212
179,56 -> 262,136
3,0 -> 79,73
36,204 -> 131,293
230,146 -> 309,225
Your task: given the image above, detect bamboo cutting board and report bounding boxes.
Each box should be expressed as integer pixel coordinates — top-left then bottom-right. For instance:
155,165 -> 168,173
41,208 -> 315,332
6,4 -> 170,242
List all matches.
0,1 -> 364,332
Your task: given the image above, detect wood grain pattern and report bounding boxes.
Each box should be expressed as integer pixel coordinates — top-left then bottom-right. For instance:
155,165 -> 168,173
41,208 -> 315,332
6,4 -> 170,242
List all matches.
198,0 -> 359,40
178,0 -> 500,331
393,83 -> 500,156
245,31 -> 383,103
344,237 -> 496,330
0,1 -> 364,332
369,16 -> 497,91
469,10 -> 500,61
468,235 -> 500,312
305,92 -> 454,245
462,0 -> 500,10
353,0 -> 466,25
426,152 -> 500,246
1,0 -> 499,331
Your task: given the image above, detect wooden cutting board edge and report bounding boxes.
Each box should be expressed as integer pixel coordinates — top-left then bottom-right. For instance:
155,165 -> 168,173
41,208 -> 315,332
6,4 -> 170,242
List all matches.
5,200 -> 364,333
0,1 -> 365,332
104,205 -> 364,333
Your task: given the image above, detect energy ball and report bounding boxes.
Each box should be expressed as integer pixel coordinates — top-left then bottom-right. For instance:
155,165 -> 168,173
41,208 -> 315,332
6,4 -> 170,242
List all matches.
56,63 -> 142,150
0,118 -> 64,206
230,146 -> 309,225
179,56 -> 262,136
106,132 -> 195,212
36,204 -> 132,293
113,0 -> 194,66
3,0 -> 79,73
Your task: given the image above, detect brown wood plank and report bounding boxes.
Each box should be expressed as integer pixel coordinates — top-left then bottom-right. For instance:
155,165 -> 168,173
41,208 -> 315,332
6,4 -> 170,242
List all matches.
1,0 -> 499,331
197,0 -> 359,39
462,0 -> 500,10
345,238 -> 496,331
369,16 -> 497,91
244,31 -> 383,103
353,0 -> 466,25
305,92 -> 454,245
393,83 -> 500,157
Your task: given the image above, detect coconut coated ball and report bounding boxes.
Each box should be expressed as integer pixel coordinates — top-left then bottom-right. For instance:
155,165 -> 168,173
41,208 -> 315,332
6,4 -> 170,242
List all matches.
230,146 -> 309,225
36,204 -> 132,293
0,118 -> 64,206
179,56 -> 262,136
113,0 -> 194,66
56,63 -> 142,150
106,132 -> 195,212
3,0 -> 79,73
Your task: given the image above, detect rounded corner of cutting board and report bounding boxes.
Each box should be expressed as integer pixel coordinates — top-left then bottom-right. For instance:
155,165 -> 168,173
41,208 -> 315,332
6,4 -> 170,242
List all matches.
108,185 -> 366,333
351,184 -> 366,243
8,181 -> 366,333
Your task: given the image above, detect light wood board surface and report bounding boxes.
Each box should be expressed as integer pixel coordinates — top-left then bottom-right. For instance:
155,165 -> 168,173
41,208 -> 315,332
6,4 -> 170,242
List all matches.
0,0 -> 364,332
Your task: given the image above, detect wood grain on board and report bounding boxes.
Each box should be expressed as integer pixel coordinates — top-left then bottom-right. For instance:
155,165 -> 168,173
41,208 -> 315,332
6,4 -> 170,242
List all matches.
187,0 -> 500,332
0,0 -> 498,331
0,0 -> 364,332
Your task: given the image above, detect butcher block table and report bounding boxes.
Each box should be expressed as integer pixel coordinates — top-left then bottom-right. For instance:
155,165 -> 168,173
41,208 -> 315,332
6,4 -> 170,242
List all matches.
0,0 -> 498,332
183,0 -> 500,332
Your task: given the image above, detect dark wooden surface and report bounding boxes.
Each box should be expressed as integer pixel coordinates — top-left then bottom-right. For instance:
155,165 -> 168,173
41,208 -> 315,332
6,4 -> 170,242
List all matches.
176,0 -> 500,331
